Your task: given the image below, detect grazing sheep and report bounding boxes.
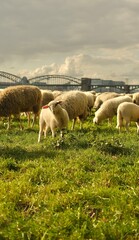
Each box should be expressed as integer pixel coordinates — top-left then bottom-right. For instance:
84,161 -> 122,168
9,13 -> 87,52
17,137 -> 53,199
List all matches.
40,89 -> 54,106
90,90 -> 96,95
83,91 -> 96,113
55,90 -> 89,130
132,92 -> 139,105
22,89 -> 54,127
126,93 -> 133,99
116,102 -> 139,133
0,85 -> 42,129
52,90 -> 63,99
38,100 -> 69,142
94,92 -> 121,110
93,95 -> 132,125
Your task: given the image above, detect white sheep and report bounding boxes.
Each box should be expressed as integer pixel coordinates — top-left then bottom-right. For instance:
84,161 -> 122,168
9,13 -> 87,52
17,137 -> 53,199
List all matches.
55,90 -> 89,130
38,100 -> 69,142
94,92 -> 121,110
116,102 -> 139,133
83,91 -> 96,113
93,95 -> 132,125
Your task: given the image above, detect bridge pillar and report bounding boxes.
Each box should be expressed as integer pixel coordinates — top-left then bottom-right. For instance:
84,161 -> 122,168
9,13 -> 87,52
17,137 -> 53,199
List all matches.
81,78 -> 91,91
20,76 -> 29,84
124,85 -> 130,94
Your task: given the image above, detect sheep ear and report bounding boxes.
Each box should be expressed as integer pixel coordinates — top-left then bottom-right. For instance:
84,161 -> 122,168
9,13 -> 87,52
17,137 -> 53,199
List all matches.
56,100 -> 62,105
42,105 -> 49,109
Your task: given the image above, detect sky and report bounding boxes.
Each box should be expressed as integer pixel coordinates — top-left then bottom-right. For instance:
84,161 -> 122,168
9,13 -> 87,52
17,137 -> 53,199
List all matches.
0,0 -> 139,83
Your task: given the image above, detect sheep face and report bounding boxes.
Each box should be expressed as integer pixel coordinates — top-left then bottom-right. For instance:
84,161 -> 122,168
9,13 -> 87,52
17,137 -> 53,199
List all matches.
48,100 -> 62,114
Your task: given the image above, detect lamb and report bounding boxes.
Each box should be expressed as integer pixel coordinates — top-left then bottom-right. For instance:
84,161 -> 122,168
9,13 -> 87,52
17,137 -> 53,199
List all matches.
55,90 -> 89,130
94,92 -> 121,110
0,85 -> 42,129
38,100 -> 69,142
116,102 -> 139,133
93,95 -> 132,125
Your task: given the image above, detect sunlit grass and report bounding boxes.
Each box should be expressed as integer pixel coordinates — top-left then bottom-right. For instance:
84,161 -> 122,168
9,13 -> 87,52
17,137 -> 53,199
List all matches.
0,114 -> 139,239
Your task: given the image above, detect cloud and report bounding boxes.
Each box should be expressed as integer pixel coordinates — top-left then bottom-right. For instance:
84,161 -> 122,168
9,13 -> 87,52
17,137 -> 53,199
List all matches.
19,50 -> 139,84
0,0 -> 139,84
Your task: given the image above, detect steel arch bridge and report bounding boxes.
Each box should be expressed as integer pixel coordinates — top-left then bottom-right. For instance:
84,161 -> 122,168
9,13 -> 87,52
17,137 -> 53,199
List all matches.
0,71 -> 80,83
29,74 -> 81,85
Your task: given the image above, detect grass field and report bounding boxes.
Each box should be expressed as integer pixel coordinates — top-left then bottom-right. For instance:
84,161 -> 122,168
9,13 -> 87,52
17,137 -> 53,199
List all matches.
0,113 -> 139,240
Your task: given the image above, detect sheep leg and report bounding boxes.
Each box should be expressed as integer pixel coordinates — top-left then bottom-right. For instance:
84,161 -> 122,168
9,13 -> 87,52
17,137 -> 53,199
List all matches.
44,125 -> 49,138
60,129 -> 65,138
136,122 -> 139,134
79,120 -> 83,130
51,128 -> 55,138
116,113 -> 123,133
38,121 -> 46,142
38,130 -> 43,143
116,124 -> 121,133
125,121 -> 129,132
27,112 -> 31,127
18,114 -> 24,130
71,119 -> 76,130
71,118 -> 81,130
32,113 -> 37,127
7,116 -> 11,130
108,118 -> 112,126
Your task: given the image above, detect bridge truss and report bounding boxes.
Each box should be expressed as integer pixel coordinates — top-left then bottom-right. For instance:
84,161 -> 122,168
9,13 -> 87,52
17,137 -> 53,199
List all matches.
0,71 -> 21,83
28,74 -> 81,85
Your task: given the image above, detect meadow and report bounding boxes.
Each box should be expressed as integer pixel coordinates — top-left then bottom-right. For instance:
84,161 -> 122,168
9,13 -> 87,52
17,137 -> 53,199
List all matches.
0,113 -> 139,240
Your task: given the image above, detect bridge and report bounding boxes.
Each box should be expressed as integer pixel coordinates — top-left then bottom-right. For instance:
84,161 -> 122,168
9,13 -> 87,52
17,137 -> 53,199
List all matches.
0,71 -> 139,93
0,71 -> 81,90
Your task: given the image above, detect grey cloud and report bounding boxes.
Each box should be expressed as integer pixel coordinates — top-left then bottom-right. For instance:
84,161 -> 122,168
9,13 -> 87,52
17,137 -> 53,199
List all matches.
1,0 -> 139,56
0,0 -> 139,82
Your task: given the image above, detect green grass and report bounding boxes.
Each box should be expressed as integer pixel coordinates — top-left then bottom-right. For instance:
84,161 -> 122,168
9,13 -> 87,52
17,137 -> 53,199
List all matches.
0,114 -> 139,240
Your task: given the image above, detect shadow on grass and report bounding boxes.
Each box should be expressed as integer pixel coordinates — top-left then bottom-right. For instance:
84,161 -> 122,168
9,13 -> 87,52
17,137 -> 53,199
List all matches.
0,145 -> 57,161
91,139 -> 132,156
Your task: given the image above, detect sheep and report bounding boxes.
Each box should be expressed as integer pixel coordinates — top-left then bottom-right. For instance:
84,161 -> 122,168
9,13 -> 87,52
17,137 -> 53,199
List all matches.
40,89 -> 54,106
90,90 -> 96,95
20,88 -> 53,127
52,90 -> 63,99
116,102 -> 139,133
126,93 -> 133,99
94,92 -> 121,110
83,91 -> 96,114
0,85 -> 42,129
93,95 -> 132,125
132,92 -> 139,105
38,100 -> 69,142
55,90 -> 89,130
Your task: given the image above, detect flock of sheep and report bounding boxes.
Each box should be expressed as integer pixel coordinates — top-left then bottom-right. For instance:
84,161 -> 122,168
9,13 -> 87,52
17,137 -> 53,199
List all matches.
0,85 -> 139,142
